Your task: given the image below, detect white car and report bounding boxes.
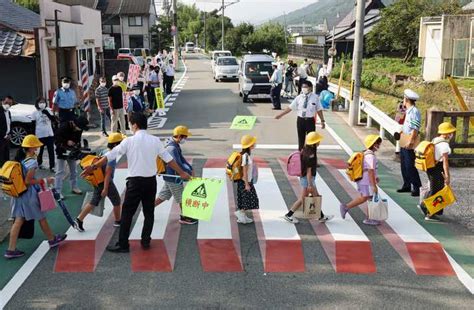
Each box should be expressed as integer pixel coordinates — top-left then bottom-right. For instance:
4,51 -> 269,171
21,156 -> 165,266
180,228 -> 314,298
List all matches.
214,56 -> 239,82
9,103 -> 37,146
211,50 -> 232,73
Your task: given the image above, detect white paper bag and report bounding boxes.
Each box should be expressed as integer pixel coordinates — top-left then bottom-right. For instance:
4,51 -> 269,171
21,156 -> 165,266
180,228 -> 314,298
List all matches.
368,194 -> 388,221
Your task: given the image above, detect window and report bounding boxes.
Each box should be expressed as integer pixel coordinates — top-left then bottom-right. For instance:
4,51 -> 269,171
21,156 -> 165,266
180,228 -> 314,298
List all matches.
129,35 -> 144,49
245,62 -> 273,76
218,58 -> 237,66
128,16 -> 143,27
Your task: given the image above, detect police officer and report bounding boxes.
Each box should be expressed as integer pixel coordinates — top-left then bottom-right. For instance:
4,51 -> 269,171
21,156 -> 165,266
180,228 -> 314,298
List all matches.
398,89 -> 422,197
269,63 -> 283,110
275,80 -> 326,150
53,77 -> 78,123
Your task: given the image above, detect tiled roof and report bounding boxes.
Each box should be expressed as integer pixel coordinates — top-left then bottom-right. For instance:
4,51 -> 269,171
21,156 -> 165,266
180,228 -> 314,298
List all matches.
0,30 -> 25,56
0,0 -> 40,32
54,0 -> 152,15
463,2 -> 474,10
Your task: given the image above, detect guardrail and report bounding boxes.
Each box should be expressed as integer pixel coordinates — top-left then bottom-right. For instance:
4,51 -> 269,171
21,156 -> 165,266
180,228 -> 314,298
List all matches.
305,76 -> 403,152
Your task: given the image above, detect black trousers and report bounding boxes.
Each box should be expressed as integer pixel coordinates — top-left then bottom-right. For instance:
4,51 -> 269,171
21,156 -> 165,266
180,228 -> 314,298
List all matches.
58,108 -> 75,123
422,162 -> 445,216
164,74 -> 175,95
38,136 -> 55,169
400,147 -> 421,192
297,117 -> 316,150
119,176 -> 157,248
0,137 -> 9,167
270,83 -> 282,109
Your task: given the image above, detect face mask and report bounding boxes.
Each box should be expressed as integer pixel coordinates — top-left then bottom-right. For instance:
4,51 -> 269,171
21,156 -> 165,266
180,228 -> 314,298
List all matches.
62,83 -> 70,89
180,138 -> 186,145
2,104 -> 10,111
133,90 -> 141,96
302,88 -> 309,95
113,80 -> 119,86
118,76 -> 124,81
100,82 -> 106,87
38,102 -> 46,109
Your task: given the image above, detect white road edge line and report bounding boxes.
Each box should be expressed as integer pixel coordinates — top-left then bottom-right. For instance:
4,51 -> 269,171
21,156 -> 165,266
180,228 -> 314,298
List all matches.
324,114 -> 474,295
232,144 -> 342,150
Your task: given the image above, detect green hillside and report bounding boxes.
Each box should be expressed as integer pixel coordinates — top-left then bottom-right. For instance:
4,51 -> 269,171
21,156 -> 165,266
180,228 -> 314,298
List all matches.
270,0 -> 395,28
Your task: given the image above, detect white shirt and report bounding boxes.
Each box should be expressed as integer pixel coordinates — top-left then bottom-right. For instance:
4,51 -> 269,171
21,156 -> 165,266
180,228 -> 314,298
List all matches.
4,110 -> 10,137
242,153 -> 253,183
270,68 -> 283,85
165,65 -> 175,76
433,138 -> 451,162
298,64 -> 308,79
289,92 -> 323,118
105,130 -> 173,178
33,109 -> 54,138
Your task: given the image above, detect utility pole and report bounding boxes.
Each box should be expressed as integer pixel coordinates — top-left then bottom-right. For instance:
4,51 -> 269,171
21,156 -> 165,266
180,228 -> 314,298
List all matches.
54,9 -> 61,87
349,0 -> 365,126
172,0 -> 178,64
221,0 -> 225,50
203,12 -> 207,51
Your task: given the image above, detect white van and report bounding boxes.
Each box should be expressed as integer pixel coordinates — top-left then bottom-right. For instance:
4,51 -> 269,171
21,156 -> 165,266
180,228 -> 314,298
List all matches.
185,42 -> 195,53
214,56 -> 239,82
238,54 -> 274,103
211,50 -> 232,72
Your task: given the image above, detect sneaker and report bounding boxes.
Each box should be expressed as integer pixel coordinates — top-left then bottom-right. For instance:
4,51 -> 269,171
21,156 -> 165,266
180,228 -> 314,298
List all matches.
4,249 -> 25,259
234,210 -> 247,224
72,188 -> 83,195
363,219 -> 380,226
48,234 -> 67,248
284,214 -> 299,224
59,194 -> 65,200
50,167 -> 56,173
113,220 -> 121,227
319,215 -> 334,223
179,217 -> 198,225
340,204 -> 348,219
424,215 -> 441,222
38,164 -> 45,170
102,132 -> 109,137
75,218 -> 85,232
244,213 -> 253,224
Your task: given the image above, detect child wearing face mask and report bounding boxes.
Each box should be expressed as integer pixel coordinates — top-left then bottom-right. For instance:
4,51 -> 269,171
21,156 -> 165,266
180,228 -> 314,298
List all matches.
284,132 -> 333,224
4,135 -> 67,259
340,135 -> 382,226
155,125 -> 195,225
33,97 -> 56,172
420,122 -> 456,221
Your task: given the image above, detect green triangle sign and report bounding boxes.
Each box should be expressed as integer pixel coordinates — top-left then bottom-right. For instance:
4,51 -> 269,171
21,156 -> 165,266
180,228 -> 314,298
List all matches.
238,119 -> 248,124
191,183 -> 207,199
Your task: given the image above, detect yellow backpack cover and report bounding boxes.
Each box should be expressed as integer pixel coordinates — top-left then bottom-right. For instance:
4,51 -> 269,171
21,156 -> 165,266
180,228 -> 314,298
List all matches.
0,161 -> 27,197
346,152 -> 364,182
156,156 -> 166,175
80,155 -> 105,187
226,152 -> 243,181
415,141 -> 436,171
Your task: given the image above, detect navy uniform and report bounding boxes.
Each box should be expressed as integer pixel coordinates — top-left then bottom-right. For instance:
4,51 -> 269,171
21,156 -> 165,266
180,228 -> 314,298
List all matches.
398,89 -> 422,196
53,77 -> 77,122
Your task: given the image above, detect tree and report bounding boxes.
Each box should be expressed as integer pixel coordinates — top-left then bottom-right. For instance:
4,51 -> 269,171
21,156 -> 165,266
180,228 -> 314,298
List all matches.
13,0 -> 39,13
225,23 -> 254,55
367,0 -> 462,62
150,17 -> 173,54
247,23 -> 287,55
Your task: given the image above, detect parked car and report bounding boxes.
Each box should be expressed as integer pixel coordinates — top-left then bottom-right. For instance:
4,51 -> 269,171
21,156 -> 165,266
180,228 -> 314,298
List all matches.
211,50 -> 232,72
117,54 -> 142,66
238,54 -> 274,103
9,103 -> 36,146
214,56 -> 239,82
118,48 -> 133,57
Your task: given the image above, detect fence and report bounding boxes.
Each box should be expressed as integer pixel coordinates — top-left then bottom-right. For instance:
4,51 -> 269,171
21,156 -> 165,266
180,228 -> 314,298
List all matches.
426,109 -> 474,160
288,43 -> 325,61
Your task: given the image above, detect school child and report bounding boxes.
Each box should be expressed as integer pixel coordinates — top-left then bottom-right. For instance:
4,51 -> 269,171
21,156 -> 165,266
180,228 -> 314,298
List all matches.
340,134 -> 382,226
284,132 -> 333,224
75,133 -> 125,231
235,135 -> 259,224
4,135 -> 67,259
421,122 -> 456,221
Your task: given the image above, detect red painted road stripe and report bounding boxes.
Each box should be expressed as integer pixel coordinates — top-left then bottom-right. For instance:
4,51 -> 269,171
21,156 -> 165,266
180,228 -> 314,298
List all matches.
253,158 -> 305,273
323,159 -> 454,276
279,158 -> 376,274
54,169 -> 127,272
198,158 -> 243,272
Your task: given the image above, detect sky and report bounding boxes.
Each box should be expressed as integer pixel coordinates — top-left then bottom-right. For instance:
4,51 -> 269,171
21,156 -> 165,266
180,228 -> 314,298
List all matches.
170,0 -> 318,24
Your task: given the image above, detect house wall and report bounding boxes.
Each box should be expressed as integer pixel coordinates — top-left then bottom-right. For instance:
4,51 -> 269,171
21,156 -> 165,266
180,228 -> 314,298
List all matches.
120,15 -> 151,49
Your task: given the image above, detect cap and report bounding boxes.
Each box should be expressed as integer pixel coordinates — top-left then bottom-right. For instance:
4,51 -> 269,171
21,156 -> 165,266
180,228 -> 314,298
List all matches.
404,89 -> 419,101
61,77 -> 71,83
112,75 -> 119,81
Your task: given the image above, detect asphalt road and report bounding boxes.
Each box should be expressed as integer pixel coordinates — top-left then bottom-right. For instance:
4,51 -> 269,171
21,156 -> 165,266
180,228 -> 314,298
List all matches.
5,54 -> 473,309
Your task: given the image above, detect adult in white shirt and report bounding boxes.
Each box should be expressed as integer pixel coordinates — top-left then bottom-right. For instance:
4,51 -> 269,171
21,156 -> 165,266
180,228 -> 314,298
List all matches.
296,59 -> 309,94
82,113 -> 191,252
163,59 -> 176,95
0,95 -> 13,167
421,122 -> 456,221
33,97 -> 56,172
269,63 -> 283,110
275,80 -> 326,150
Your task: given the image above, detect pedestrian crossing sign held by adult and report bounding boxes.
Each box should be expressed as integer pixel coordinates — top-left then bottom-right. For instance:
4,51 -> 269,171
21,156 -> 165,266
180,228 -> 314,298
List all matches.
182,178 -> 224,221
